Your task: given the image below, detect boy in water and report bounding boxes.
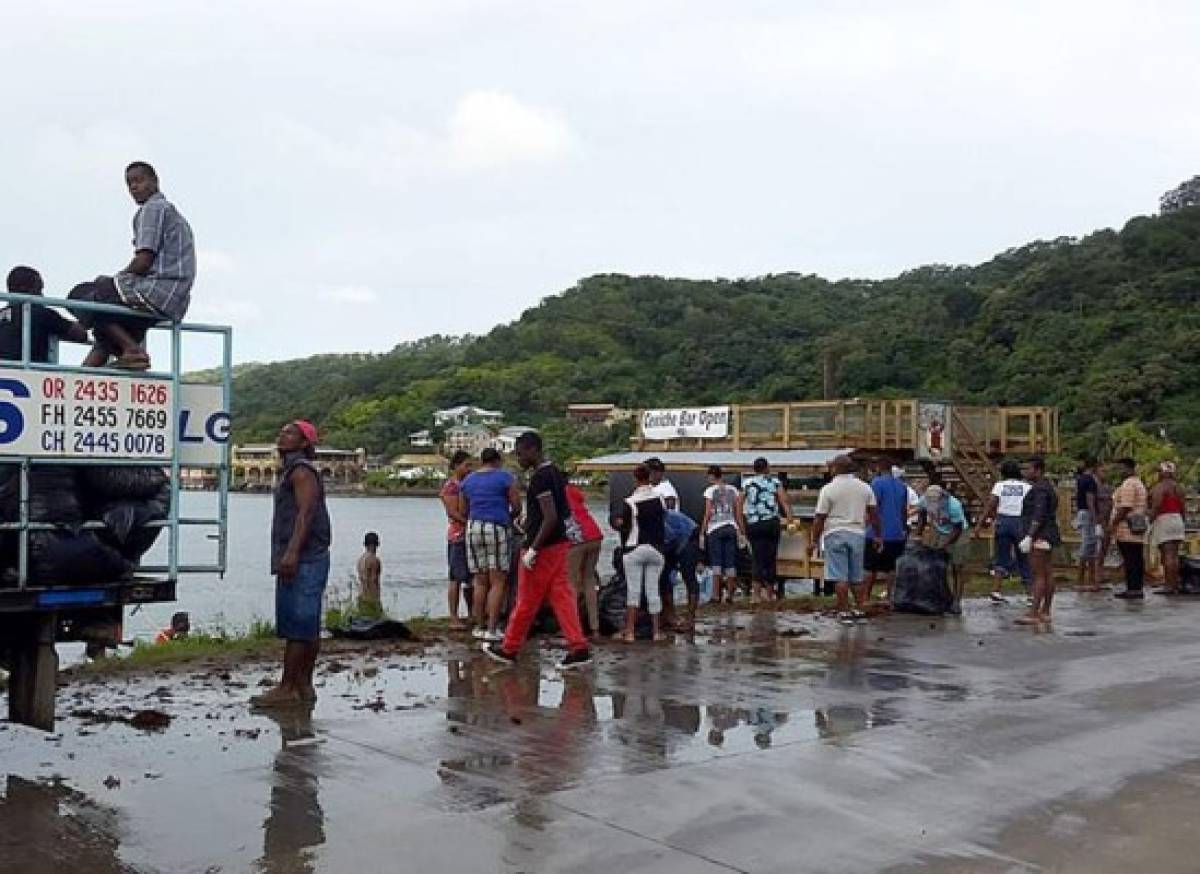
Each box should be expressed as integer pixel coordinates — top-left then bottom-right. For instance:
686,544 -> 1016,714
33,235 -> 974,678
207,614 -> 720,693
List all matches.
357,532 -> 382,611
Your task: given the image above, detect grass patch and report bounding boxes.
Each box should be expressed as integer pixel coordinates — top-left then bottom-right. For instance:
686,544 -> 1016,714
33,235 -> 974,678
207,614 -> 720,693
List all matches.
76,621 -> 281,676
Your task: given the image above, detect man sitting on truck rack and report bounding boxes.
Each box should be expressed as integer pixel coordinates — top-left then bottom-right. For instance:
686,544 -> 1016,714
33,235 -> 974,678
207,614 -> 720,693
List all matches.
0,266 -> 89,361
67,161 -> 195,371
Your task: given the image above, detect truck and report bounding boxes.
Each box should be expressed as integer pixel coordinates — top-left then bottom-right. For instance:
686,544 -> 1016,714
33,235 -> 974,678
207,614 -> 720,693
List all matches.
0,291 -> 231,730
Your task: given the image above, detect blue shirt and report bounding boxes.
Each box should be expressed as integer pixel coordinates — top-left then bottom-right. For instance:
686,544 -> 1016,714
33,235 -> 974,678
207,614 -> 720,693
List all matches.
461,468 -> 515,526
919,494 -> 968,535
867,474 -> 909,541
742,474 -> 782,524
664,509 -> 698,551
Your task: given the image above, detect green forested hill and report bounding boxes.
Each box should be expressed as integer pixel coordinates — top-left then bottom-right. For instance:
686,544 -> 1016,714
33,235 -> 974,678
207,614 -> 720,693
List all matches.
232,205 -> 1200,458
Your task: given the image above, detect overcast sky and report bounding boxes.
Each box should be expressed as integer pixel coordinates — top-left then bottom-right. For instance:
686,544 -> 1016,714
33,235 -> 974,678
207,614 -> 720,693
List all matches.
1,1 -> 1197,366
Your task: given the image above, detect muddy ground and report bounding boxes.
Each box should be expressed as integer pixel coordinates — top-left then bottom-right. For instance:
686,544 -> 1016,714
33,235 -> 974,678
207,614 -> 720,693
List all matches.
6,591 -> 1200,873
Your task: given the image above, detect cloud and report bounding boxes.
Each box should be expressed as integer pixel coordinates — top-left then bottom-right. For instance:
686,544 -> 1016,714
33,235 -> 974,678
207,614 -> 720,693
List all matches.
270,90 -> 571,181
189,297 -> 263,323
31,121 -> 150,179
198,249 -> 235,272
448,90 -> 571,171
322,285 -> 379,304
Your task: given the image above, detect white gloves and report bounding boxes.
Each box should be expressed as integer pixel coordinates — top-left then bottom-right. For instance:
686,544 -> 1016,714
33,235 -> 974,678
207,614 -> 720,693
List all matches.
1094,524 -> 1104,537
1018,536 -> 1033,554
522,549 -> 539,571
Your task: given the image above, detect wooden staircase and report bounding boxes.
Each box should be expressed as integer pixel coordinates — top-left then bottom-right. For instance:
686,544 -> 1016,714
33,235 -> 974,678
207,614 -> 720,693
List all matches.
924,410 -> 999,519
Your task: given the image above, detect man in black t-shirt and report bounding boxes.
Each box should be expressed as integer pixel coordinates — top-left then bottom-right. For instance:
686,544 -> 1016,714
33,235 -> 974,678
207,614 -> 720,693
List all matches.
0,266 -> 88,362
482,431 -> 592,670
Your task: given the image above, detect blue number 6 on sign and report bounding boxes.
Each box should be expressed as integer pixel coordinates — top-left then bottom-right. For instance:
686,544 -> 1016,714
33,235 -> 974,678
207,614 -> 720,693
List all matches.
0,379 -> 30,444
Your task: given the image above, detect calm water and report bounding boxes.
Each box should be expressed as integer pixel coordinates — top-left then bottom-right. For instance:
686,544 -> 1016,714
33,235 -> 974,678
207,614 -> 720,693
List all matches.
127,491 -> 618,640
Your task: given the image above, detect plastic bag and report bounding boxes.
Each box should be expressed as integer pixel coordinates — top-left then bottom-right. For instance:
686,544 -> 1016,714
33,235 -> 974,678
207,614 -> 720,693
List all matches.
598,573 -> 628,636
892,544 -> 954,615
28,531 -> 131,585
1181,557 -> 1200,595
329,618 -> 414,640
79,466 -> 169,502
0,466 -> 84,526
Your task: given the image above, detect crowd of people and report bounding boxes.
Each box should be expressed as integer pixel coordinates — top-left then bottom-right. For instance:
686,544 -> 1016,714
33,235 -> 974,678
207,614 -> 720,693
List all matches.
249,414 -> 1192,708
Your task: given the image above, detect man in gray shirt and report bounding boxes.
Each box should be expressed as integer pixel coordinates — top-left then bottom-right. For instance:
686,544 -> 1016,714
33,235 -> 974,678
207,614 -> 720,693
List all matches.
68,161 -> 195,370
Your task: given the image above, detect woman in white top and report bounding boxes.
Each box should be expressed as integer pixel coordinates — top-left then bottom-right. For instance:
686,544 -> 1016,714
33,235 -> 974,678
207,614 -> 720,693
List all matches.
974,460 -> 1032,603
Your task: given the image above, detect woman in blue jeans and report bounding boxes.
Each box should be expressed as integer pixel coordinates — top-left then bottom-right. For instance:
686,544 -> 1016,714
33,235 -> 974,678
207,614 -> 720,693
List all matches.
701,465 -> 744,605
974,460 -> 1031,604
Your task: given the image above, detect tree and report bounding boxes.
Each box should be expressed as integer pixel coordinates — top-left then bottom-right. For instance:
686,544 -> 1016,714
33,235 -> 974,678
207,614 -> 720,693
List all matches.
1160,175 -> 1200,214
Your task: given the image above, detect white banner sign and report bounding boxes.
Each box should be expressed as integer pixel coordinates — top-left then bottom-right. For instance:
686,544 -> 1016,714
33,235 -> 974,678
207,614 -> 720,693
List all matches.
0,367 -> 175,460
177,384 -> 231,467
0,367 -> 230,465
641,406 -> 730,440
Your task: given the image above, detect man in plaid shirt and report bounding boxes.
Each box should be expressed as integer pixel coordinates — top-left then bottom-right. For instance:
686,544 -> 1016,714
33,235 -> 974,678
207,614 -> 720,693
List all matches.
68,161 -> 195,370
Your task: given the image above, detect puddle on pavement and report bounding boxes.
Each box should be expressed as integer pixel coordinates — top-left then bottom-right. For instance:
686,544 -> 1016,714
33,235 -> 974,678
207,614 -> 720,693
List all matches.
0,618 -> 972,869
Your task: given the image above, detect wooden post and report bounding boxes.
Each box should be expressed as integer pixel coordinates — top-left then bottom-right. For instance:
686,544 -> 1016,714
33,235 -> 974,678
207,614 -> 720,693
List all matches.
782,405 -> 791,448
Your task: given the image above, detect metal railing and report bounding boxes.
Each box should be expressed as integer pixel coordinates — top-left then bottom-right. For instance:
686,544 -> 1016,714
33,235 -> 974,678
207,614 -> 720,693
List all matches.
0,290 -> 231,589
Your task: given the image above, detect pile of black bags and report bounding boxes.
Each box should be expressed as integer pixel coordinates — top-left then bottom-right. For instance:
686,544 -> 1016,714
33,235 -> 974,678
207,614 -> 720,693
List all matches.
891,543 -> 955,615
0,464 -> 169,585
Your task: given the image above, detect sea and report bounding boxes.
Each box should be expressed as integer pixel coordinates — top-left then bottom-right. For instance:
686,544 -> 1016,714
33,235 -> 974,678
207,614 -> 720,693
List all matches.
124,491 -> 620,641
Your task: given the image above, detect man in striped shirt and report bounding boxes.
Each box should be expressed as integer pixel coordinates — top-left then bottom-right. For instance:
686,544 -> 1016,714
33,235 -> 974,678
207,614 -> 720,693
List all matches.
68,161 -> 195,370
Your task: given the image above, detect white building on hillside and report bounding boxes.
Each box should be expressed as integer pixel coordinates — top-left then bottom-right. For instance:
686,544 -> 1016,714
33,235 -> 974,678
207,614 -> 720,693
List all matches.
494,425 -> 537,453
434,405 -> 503,427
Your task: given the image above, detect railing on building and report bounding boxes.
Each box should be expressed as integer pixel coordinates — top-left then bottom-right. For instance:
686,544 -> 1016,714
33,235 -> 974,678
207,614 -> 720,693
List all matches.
634,399 -> 1059,457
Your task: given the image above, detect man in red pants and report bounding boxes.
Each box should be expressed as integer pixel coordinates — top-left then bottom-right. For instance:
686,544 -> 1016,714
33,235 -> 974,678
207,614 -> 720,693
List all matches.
483,431 -> 593,670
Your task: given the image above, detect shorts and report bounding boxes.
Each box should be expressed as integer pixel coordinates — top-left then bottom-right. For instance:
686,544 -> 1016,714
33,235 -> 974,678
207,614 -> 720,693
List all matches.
1077,510 -> 1099,559
706,525 -> 739,577
275,553 -> 330,642
467,520 -> 512,573
864,539 -> 905,573
67,276 -> 158,337
823,529 -> 865,584
447,540 -> 470,583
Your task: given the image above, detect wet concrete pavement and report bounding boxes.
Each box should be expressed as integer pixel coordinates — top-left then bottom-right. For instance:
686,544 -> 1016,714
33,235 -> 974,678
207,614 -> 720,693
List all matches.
6,592 -> 1200,872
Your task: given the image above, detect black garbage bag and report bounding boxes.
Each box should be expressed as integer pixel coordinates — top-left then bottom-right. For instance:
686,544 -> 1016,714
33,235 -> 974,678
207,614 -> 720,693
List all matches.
598,573 -> 627,636
892,544 -> 953,615
94,475 -> 170,561
597,569 -> 655,638
29,531 -> 131,585
98,500 -> 167,561
1180,557 -> 1200,595
79,466 -> 169,501
0,465 -> 84,526
329,617 -> 415,640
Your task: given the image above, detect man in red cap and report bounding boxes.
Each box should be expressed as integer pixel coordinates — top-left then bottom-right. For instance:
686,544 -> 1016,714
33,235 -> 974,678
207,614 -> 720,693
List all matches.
252,419 -> 332,708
